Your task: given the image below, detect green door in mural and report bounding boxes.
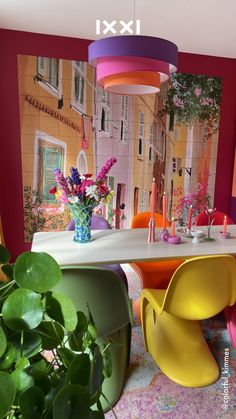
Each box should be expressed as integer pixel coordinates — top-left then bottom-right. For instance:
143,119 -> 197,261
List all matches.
40,147 -> 63,203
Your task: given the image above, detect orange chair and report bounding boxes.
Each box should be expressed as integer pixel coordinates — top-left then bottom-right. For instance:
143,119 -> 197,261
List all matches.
131,212 -> 184,319
195,211 -> 234,226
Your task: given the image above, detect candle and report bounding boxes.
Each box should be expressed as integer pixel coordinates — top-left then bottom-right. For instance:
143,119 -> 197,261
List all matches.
171,219 -> 175,237
151,178 -> 156,219
223,215 -> 227,234
162,192 -> 166,230
187,205 -> 193,231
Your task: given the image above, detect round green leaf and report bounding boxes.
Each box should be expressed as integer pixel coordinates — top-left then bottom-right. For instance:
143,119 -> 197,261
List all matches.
2,288 -> 43,330
76,311 -> 88,330
36,320 -> 64,350
0,326 -> 7,357
19,385 -> 45,419
8,331 -> 42,358
0,245 -> 11,264
57,347 -> 76,368
66,353 -> 91,386
68,329 -> 84,351
14,251 -> 62,293
53,384 -> 90,419
15,357 -> 30,369
11,368 -> 34,396
26,360 -> 51,395
45,291 -> 77,332
0,343 -> 17,370
0,372 -> 16,418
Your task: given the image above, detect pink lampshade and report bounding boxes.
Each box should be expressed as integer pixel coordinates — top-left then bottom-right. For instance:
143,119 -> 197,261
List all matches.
88,35 -> 178,95
96,56 -> 170,83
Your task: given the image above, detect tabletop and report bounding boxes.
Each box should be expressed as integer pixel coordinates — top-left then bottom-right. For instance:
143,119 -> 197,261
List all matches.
31,225 -> 236,267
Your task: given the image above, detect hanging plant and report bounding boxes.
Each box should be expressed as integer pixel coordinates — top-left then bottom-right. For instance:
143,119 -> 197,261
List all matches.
163,73 -> 222,140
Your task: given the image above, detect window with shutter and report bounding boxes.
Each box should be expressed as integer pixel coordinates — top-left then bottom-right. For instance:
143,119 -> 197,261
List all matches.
101,90 -> 111,134
121,95 -> 129,143
138,111 -> 144,158
72,61 -> 87,112
37,57 -> 59,90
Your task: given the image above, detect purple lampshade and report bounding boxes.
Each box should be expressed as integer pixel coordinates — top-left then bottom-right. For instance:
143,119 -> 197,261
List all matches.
88,35 -> 178,95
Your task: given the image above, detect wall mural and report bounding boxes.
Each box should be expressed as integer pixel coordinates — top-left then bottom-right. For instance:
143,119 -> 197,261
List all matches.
17,54 -> 222,242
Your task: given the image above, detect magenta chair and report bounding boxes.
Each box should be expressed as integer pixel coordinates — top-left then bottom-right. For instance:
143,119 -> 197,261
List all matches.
195,211 -> 234,226
67,215 -> 128,290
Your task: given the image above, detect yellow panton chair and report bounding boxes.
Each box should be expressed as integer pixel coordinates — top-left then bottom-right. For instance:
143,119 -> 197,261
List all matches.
140,255 -> 236,387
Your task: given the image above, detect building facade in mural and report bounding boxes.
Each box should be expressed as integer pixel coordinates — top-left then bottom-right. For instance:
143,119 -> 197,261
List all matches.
18,55 -> 222,241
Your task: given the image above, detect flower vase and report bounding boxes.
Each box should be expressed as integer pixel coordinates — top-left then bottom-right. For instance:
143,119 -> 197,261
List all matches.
204,215 -> 215,241
70,205 -> 93,243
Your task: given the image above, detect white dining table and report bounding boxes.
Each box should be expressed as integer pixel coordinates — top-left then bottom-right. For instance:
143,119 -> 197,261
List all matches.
31,225 -> 236,267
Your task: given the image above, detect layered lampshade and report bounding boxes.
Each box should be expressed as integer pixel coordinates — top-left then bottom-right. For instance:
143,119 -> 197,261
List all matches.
88,35 -> 178,95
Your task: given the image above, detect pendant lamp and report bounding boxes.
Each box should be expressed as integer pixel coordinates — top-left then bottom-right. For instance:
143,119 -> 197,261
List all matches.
88,35 -> 178,95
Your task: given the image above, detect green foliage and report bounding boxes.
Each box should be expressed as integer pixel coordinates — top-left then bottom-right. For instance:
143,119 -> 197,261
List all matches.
163,73 -> 222,140
23,186 -> 72,242
0,248 -> 113,418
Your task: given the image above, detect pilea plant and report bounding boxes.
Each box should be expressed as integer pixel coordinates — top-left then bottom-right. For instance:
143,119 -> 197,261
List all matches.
0,245 -> 113,419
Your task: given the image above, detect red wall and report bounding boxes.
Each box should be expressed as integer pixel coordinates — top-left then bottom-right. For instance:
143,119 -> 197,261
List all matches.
0,29 -> 236,259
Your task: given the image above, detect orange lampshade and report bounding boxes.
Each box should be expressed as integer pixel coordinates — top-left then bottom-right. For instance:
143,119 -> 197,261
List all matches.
101,71 -> 161,95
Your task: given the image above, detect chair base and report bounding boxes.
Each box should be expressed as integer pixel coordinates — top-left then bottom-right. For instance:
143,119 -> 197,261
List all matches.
142,295 -> 219,387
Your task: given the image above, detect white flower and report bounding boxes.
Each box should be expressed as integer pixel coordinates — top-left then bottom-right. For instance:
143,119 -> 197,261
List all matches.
85,185 -> 99,201
80,174 -> 92,181
68,196 -> 79,204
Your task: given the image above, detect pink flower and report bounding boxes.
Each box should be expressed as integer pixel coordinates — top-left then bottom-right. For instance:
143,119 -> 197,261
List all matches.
194,87 -> 202,97
60,194 -> 69,204
96,157 -> 117,181
77,179 -> 95,194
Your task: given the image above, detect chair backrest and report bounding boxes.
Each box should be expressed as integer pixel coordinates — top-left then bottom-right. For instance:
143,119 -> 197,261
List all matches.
195,211 -> 234,226
67,214 -> 111,231
131,212 -> 170,228
54,266 -> 132,337
161,255 -> 236,320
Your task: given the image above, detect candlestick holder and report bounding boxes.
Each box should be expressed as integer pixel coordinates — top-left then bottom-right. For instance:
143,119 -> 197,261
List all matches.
148,218 -> 156,242
160,228 -> 170,242
168,235 -> 181,244
219,231 -> 231,239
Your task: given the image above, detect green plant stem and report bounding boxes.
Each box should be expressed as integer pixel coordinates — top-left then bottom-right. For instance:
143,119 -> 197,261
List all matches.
0,281 -> 16,301
101,392 -> 118,419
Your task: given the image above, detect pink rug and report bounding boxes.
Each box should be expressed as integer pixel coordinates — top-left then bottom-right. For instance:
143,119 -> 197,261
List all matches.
105,267 -> 236,419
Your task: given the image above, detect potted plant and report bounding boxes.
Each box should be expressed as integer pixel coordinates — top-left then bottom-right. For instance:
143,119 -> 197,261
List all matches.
0,244 -> 114,419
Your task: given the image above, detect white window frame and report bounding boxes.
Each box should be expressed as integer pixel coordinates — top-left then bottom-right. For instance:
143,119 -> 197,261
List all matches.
33,130 -> 67,193
71,60 -> 87,113
100,89 -> 112,135
76,150 -> 88,174
121,95 -> 129,144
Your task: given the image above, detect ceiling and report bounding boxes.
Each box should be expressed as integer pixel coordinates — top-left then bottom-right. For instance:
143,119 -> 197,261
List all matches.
1,0 -> 236,59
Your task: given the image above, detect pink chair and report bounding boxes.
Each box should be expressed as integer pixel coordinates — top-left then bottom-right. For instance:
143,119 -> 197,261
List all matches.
195,211 -> 234,226
67,215 -> 128,290
224,306 -> 236,349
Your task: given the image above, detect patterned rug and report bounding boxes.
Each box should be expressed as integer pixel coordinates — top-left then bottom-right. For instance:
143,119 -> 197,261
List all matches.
105,266 -> 236,419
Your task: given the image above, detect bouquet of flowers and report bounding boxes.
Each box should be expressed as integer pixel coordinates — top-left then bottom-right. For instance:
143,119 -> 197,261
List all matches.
50,157 -> 117,242
51,157 -> 117,207
173,183 -> 211,226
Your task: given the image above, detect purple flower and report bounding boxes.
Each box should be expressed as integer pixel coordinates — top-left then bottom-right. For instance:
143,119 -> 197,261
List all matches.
70,167 -> 81,185
96,157 -> 117,181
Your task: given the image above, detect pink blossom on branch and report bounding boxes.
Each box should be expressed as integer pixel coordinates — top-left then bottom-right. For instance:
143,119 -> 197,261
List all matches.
96,157 -> 117,181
